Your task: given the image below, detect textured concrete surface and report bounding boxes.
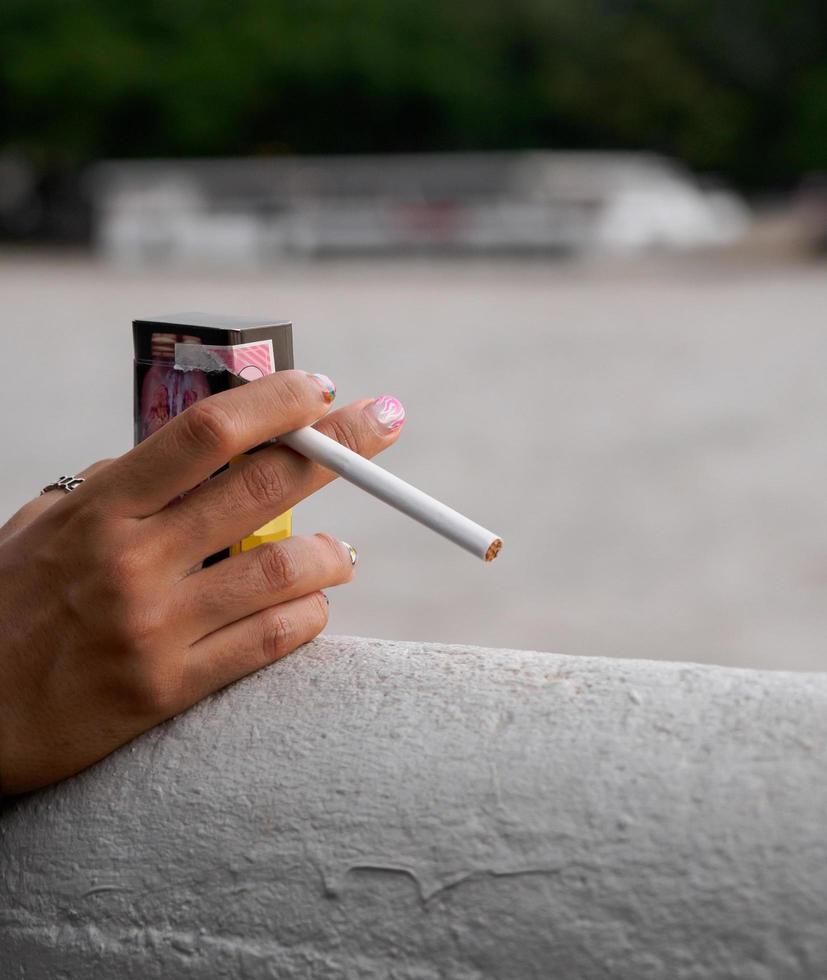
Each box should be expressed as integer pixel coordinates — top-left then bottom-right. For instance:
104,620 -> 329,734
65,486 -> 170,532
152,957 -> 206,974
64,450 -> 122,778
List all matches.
3,254 -> 827,670
2,635 -> 826,978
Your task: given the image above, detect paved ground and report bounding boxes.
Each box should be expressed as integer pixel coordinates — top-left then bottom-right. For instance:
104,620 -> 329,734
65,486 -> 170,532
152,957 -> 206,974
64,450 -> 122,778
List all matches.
2,251 -> 826,670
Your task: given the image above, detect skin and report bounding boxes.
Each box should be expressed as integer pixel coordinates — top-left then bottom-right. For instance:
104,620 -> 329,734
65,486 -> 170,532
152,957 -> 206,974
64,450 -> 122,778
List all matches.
0,371 -> 403,795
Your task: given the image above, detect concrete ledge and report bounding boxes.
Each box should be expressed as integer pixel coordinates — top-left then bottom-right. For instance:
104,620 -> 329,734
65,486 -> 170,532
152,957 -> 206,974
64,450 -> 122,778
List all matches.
2,636 -> 827,978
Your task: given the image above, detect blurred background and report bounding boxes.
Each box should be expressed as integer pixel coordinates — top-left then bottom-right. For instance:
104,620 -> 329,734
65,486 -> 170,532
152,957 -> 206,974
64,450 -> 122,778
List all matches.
2,0 -> 827,669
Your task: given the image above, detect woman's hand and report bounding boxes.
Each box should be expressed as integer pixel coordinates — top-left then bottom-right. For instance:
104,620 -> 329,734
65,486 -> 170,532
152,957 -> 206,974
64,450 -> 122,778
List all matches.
0,371 -> 404,795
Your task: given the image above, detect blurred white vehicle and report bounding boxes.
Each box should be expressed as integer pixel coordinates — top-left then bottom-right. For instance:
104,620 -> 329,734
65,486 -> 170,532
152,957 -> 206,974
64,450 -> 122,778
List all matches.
90,151 -> 748,266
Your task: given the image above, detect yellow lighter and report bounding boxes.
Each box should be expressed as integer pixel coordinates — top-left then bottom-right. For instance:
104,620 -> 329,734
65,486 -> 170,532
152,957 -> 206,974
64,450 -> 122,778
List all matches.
228,456 -> 293,556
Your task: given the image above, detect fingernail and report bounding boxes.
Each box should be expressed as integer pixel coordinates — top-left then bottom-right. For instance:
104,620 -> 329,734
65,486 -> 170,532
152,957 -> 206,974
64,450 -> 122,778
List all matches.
341,541 -> 358,566
308,373 -> 336,403
369,394 -> 406,432
321,591 -> 330,606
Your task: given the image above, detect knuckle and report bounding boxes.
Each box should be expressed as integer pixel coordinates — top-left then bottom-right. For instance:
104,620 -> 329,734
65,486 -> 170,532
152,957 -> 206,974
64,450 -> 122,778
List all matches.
128,662 -> 178,716
114,596 -> 166,663
323,414 -> 361,455
180,400 -> 237,456
257,541 -> 300,591
315,532 -> 354,580
273,371 -> 310,417
103,611 -> 172,713
80,457 -> 115,477
123,601 -> 165,647
313,590 -> 331,625
96,549 -> 165,654
239,458 -> 286,508
51,491 -> 107,536
262,609 -> 297,660
100,547 -> 145,597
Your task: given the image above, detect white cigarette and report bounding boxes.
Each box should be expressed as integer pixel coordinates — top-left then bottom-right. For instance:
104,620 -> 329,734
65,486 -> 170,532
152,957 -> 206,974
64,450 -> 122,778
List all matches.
280,426 -> 502,562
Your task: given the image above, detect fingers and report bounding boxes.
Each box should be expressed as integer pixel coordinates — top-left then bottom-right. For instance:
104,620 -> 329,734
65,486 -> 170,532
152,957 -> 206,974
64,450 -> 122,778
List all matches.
96,371 -> 337,518
177,533 -> 356,639
151,395 -> 404,570
0,459 -> 115,544
182,591 -> 329,703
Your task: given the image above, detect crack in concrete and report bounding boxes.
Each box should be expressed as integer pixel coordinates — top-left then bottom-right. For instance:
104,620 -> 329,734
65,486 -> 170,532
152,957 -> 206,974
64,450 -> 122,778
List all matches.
325,860 -> 573,903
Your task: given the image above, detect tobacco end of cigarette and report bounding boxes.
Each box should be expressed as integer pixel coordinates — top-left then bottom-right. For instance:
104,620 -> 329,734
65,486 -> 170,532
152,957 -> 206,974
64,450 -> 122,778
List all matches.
485,538 -> 503,562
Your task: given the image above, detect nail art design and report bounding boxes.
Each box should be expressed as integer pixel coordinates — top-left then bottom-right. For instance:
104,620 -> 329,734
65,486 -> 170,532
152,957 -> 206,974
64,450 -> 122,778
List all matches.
341,541 -> 358,566
309,373 -> 336,403
370,394 -> 406,431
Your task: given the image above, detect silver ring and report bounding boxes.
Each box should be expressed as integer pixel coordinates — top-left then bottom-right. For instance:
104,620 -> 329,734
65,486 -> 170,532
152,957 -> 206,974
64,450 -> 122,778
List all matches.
40,475 -> 85,495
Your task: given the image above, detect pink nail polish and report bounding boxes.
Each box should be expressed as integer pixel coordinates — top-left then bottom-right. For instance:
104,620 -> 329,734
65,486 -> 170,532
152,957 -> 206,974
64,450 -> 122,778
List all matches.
370,394 -> 406,432
308,373 -> 336,403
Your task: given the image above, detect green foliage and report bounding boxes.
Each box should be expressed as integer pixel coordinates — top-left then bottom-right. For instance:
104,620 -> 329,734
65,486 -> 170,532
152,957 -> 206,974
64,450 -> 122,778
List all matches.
1,0 -> 826,187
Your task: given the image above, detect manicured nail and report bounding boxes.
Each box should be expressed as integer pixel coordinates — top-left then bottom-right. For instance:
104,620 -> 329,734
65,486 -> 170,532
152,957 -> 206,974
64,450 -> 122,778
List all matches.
369,394 -> 406,432
308,373 -> 336,403
341,541 -> 358,566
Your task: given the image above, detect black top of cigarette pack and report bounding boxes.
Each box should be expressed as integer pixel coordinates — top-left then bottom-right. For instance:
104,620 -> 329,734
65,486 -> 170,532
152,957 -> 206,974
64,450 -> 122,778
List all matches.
133,312 -> 293,368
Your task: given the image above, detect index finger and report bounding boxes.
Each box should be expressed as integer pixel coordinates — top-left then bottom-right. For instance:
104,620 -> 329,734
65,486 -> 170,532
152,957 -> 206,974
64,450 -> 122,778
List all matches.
100,371 -> 336,517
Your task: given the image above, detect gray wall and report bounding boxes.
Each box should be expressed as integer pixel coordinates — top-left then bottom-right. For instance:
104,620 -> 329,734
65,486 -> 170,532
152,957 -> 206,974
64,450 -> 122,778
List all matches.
3,636 -> 826,978
5,257 -> 827,670
0,256 -> 827,670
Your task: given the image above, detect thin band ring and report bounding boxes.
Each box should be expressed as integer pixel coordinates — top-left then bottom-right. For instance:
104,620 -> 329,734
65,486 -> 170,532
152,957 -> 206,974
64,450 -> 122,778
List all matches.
40,475 -> 86,495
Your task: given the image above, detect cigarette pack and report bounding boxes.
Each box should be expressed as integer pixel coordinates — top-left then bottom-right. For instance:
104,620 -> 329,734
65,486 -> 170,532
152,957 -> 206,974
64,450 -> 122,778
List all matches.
132,313 -> 294,561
